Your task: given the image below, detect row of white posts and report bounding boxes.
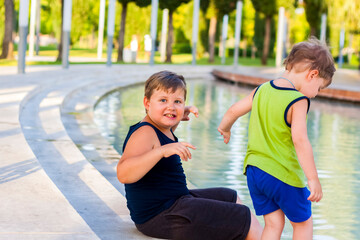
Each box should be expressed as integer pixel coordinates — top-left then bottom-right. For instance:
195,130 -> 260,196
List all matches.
17,0 -> 343,74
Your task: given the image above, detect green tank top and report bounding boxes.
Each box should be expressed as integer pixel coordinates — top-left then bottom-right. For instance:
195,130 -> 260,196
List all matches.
243,80 -> 310,188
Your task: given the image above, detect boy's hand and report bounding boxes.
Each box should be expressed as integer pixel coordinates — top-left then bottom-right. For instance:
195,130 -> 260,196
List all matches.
182,106 -> 199,121
307,178 -> 323,202
161,142 -> 196,161
218,128 -> 231,144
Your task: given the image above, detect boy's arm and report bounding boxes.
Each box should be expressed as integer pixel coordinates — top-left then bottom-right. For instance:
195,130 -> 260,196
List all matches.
218,88 -> 256,144
117,126 -> 195,184
172,105 -> 199,132
291,99 -> 323,202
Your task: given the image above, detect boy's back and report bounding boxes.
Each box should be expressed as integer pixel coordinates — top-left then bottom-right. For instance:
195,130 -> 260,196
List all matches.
244,80 -> 309,188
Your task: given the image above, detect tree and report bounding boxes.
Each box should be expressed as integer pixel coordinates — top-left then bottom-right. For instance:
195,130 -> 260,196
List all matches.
57,0 -> 64,61
202,0 -> 237,63
159,0 -> 190,63
250,0 -> 277,65
0,0 -> 14,59
117,0 -> 133,62
303,0 -> 326,37
116,0 -> 151,62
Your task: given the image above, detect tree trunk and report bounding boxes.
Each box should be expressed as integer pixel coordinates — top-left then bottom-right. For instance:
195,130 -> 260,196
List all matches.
0,0 -> 14,59
56,0 -> 64,61
310,26 -> 316,37
165,10 -> 173,63
261,16 -> 271,65
208,16 -> 217,63
117,2 -> 127,62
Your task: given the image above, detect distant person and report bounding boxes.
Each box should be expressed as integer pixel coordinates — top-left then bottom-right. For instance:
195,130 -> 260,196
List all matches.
117,71 -> 262,240
130,35 -> 138,63
218,37 -> 336,240
144,34 -> 152,62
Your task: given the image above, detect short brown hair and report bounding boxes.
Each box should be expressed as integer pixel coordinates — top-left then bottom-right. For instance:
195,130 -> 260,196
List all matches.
284,37 -> 336,86
144,71 -> 187,100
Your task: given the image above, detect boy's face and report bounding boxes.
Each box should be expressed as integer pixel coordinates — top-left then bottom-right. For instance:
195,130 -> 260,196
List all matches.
303,76 -> 326,98
144,87 -> 185,130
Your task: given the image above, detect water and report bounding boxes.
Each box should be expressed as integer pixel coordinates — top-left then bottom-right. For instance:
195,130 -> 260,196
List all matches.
94,79 -> 360,240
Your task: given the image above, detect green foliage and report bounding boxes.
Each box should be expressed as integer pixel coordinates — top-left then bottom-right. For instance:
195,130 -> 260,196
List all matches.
288,7 -> 309,44
41,0 -> 62,40
173,43 -> 191,53
117,0 -> 133,4
123,2 -> 152,51
251,0 -> 277,16
253,12 -> 276,57
200,0 -> 210,13
134,0 -> 151,8
241,0 -> 256,46
199,14 -> 209,54
0,1 -> 5,49
159,0 -> 191,12
214,0 -> 237,18
327,0 -> 360,59
303,0 -> 326,36
173,1 -> 193,43
71,0 -> 100,46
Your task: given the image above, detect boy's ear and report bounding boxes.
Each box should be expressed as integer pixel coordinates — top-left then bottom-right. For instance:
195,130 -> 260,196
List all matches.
308,69 -> 319,80
143,96 -> 150,110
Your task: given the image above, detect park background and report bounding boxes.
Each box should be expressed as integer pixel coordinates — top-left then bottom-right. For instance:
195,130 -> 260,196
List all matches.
0,0 -> 359,68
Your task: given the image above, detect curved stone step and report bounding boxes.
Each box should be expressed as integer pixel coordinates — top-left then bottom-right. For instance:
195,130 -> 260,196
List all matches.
19,68 -> 157,240
0,69 -> 99,239
1,65 -> 214,239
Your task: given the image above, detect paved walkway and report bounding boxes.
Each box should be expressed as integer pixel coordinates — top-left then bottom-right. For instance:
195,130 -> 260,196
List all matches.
0,64 -> 213,240
0,64 -> 359,240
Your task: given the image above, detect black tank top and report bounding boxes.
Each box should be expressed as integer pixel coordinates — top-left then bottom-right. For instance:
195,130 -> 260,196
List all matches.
122,122 -> 189,224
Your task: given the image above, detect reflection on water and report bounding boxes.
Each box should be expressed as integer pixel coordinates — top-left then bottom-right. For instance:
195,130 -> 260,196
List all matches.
94,79 -> 360,240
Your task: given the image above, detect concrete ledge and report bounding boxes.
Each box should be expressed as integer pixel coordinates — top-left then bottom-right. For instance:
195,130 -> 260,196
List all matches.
212,68 -> 360,103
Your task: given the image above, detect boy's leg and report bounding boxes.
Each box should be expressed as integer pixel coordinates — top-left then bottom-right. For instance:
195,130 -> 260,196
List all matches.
236,196 -> 263,240
290,217 -> 313,240
262,209 -> 285,240
168,194 -> 251,240
246,211 -> 263,240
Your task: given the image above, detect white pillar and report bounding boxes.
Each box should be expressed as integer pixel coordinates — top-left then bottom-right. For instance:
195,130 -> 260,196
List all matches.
338,27 -> 345,68
233,0 -> 243,67
62,0 -> 72,69
29,0 -> 37,58
149,0 -> 158,66
276,7 -> 285,68
221,14 -> 228,65
320,13 -> 327,43
191,0 -> 200,65
106,0 -> 116,67
160,9 -> 168,62
35,0 -> 41,55
18,0 -> 30,74
97,0 -> 105,59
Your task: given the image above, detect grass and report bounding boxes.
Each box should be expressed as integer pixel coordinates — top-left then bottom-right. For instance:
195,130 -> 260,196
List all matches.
0,46 -> 358,70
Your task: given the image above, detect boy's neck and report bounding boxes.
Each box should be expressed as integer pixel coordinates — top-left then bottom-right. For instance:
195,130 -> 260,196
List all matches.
280,70 -> 307,91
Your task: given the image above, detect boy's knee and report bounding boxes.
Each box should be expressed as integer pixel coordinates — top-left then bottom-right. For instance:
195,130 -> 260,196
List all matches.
264,210 -> 285,230
290,216 -> 313,229
245,213 -> 263,240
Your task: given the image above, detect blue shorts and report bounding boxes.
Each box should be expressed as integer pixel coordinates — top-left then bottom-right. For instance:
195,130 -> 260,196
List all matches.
246,165 -> 311,223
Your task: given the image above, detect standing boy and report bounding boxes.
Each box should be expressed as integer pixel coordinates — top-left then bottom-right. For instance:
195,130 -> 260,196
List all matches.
118,71 -> 262,240
218,38 -> 336,240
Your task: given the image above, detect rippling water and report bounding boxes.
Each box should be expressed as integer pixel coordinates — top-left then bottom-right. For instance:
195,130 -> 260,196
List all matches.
94,79 -> 360,240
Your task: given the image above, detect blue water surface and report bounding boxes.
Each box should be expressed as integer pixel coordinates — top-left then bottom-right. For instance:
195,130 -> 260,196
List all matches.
94,79 -> 360,240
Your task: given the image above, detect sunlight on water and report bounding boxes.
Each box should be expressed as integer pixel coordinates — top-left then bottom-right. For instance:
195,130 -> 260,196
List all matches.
94,79 -> 360,240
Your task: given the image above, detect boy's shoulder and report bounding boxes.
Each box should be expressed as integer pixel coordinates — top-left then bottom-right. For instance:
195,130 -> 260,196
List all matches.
123,123 -> 159,152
